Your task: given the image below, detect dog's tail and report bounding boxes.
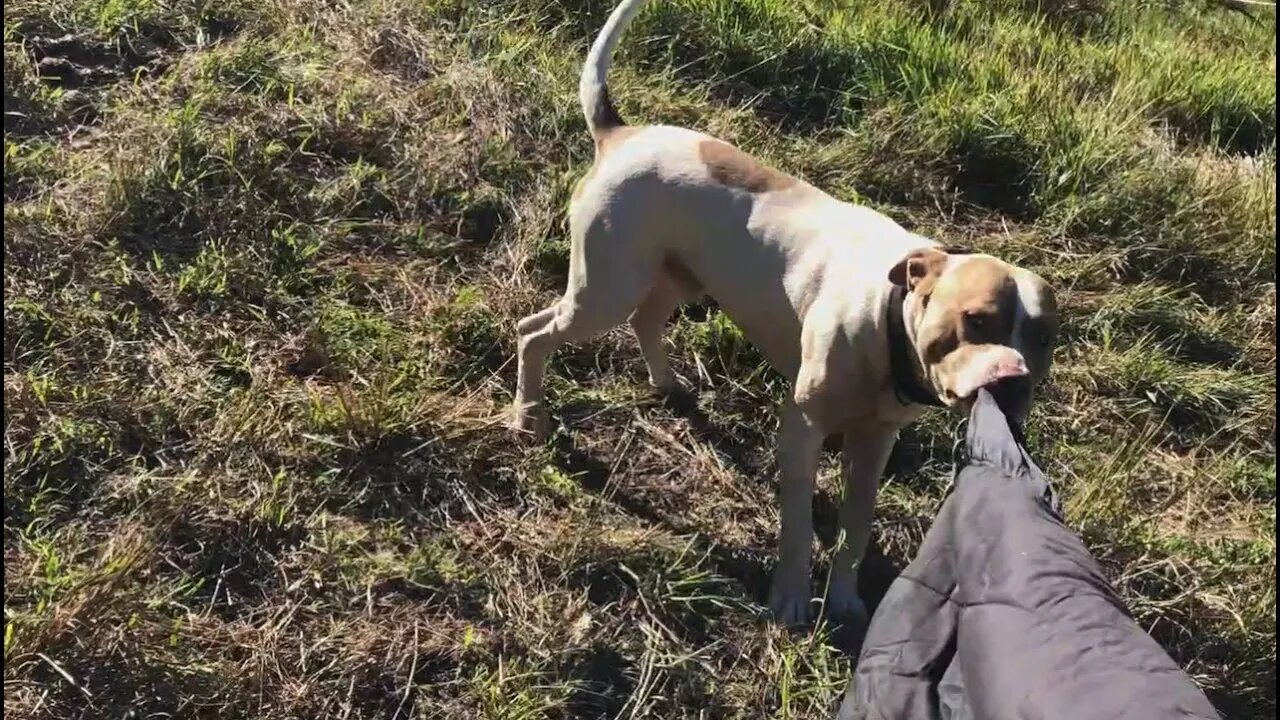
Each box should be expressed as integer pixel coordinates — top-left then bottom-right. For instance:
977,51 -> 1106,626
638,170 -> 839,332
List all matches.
580,0 -> 650,140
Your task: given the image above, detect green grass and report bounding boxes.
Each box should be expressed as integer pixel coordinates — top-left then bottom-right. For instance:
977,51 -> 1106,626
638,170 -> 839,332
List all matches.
3,0 -> 1275,717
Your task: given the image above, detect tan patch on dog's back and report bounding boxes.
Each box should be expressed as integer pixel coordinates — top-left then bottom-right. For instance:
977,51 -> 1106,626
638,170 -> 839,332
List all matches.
698,139 -> 797,193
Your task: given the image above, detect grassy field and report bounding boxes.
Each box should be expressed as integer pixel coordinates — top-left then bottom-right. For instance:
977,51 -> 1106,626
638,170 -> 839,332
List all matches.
3,0 -> 1275,717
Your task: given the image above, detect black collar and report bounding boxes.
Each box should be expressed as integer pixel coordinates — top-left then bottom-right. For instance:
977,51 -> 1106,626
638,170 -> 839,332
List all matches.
887,285 -> 944,407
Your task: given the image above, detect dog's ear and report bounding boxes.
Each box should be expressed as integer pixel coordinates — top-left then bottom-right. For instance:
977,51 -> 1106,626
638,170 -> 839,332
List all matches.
888,247 -> 949,294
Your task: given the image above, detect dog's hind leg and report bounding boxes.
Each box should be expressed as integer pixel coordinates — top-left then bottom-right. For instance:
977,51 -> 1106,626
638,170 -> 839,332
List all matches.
512,219 -> 657,438
517,305 -> 558,335
512,304 -> 560,437
629,271 -> 684,393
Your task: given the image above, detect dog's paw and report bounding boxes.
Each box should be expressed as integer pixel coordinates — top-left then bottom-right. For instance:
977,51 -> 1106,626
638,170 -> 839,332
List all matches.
827,585 -> 869,629
647,370 -> 683,395
769,574 -> 814,626
509,403 -> 550,441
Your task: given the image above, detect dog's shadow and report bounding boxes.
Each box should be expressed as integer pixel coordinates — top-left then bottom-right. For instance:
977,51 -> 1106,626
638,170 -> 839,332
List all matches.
658,386 -> 766,475
555,389 -> 905,655
660,386 -> 907,608
549,408 -> 775,602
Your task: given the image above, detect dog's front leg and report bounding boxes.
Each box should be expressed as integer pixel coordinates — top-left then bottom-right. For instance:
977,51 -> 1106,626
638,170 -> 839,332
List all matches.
829,427 -> 897,627
769,399 -> 825,625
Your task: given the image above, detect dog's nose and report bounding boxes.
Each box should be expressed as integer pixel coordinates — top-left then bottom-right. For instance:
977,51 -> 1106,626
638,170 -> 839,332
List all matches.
989,355 -> 1029,381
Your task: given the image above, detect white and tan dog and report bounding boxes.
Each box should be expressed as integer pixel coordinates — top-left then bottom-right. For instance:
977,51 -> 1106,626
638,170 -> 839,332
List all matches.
511,0 -> 1058,625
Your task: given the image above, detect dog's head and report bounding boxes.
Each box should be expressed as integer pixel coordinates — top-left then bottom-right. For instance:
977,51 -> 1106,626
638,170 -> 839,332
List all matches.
889,247 -> 1058,423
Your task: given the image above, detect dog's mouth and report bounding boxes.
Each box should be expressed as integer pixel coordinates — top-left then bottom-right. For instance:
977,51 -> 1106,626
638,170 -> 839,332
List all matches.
965,374 -> 1031,417
937,345 -> 1029,402
930,345 -> 1034,425
975,357 -> 1029,387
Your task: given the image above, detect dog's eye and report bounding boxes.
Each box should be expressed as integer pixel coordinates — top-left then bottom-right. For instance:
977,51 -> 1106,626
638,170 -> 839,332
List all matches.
963,311 -> 988,333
